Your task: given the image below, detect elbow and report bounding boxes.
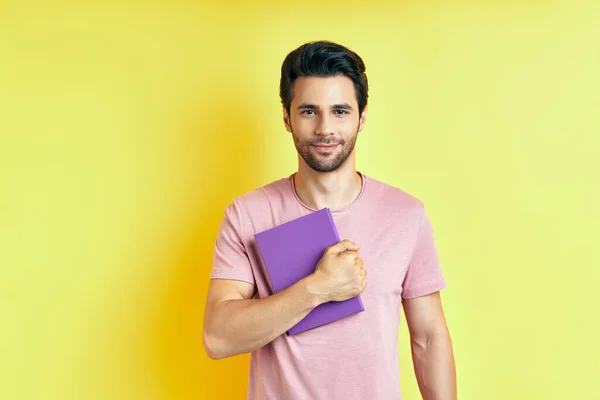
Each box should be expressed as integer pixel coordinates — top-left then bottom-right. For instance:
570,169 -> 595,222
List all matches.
410,328 -> 452,355
203,328 -> 234,360
203,330 -> 225,360
410,334 -> 429,354
203,341 -> 223,361
410,329 -> 445,353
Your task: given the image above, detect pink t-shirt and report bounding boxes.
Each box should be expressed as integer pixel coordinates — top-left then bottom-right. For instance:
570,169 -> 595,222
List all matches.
210,172 -> 447,400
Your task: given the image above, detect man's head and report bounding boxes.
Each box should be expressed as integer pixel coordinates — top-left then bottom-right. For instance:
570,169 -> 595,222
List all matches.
279,41 -> 369,173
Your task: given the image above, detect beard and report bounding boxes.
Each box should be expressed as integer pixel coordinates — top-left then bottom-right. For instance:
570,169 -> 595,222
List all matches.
291,128 -> 359,173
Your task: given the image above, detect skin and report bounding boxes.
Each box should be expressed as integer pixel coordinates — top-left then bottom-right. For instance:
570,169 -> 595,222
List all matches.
203,75 -> 456,399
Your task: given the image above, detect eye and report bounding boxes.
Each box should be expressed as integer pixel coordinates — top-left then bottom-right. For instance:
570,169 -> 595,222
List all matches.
335,110 -> 349,115
301,110 -> 316,115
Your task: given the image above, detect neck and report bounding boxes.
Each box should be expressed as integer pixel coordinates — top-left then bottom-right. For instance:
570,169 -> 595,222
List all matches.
293,159 -> 362,211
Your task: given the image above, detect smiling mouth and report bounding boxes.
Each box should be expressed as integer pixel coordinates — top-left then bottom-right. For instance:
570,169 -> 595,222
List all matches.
311,144 -> 339,152
312,144 -> 338,153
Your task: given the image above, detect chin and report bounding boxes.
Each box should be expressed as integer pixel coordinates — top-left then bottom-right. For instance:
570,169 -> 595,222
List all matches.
311,166 -> 338,173
308,160 -> 344,173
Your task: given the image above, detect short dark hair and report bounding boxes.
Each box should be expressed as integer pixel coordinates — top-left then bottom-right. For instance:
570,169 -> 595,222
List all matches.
279,40 -> 368,115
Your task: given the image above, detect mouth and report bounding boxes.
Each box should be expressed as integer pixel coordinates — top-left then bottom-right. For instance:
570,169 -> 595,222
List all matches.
311,143 -> 340,152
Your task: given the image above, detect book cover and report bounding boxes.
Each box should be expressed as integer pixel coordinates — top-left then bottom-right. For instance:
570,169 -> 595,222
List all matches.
254,208 -> 365,335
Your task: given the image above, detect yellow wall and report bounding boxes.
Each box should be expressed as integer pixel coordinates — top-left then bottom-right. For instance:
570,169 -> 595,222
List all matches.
1,1 -> 599,399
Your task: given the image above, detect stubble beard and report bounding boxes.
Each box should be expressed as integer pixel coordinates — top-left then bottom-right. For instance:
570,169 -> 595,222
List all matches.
292,129 -> 359,173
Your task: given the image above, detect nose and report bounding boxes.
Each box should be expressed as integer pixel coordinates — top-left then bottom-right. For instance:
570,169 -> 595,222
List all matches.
315,114 -> 334,136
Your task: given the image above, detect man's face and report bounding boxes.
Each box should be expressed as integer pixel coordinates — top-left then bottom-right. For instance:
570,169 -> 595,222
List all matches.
283,75 -> 367,173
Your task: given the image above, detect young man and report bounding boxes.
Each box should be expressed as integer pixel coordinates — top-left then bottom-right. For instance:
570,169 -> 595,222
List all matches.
203,40 -> 457,400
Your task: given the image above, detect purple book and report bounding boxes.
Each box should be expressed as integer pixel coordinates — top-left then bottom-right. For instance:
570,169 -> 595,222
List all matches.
254,207 -> 365,335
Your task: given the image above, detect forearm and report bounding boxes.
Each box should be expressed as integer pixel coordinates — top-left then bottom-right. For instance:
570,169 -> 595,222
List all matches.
411,330 -> 457,400
204,276 -> 323,359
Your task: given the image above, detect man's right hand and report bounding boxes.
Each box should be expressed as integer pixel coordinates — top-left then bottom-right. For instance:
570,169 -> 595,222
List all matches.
307,239 -> 367,303
204,239 -> 367,359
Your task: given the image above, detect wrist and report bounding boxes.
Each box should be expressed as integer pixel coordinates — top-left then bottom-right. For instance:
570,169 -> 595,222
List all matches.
301,273 -> 329,307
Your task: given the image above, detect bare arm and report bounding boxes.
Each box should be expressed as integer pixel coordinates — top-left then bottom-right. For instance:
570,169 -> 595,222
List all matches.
403,291 -> 457,400
202,276 -> 323,359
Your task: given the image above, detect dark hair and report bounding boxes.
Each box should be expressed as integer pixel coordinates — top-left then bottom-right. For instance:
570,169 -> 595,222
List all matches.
279,40 -> 368,115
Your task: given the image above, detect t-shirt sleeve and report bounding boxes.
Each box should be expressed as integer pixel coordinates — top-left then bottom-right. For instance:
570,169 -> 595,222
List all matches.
401,206 -> 447,299
209,199 -> 256,285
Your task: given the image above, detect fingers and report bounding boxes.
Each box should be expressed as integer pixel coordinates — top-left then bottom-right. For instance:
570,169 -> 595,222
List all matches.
340,250 -> 360,262
326,239 -> 360,255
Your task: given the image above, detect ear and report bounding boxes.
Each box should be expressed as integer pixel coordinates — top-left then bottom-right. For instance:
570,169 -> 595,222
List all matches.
282,105 -> 292,133
358,104 -> 368,133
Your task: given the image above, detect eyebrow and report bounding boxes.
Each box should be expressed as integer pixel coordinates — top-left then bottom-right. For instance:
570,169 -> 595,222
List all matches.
297,103 -> 354,110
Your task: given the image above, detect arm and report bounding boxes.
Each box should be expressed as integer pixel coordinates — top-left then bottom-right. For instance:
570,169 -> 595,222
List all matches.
202,276 -> 322,359
203,200 -> 325,360
403,291 -> 456,400
203,239 -> 365,360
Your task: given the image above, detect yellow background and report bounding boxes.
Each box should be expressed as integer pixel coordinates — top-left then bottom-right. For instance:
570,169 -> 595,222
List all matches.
1,0 -> 599,399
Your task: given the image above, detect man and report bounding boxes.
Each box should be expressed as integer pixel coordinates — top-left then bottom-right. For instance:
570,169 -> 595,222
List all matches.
203,40 -> 457,400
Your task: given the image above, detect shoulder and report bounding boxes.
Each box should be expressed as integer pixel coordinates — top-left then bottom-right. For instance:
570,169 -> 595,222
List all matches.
227,174 -> 294,216
362,173 -> 425,211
